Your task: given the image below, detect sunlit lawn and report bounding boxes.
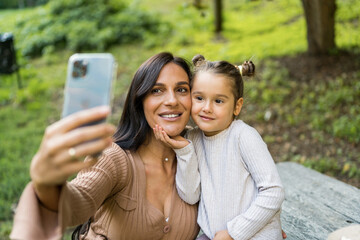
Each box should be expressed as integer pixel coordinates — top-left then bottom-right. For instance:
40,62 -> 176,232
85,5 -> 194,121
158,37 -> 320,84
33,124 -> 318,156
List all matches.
0,0 -> 359,238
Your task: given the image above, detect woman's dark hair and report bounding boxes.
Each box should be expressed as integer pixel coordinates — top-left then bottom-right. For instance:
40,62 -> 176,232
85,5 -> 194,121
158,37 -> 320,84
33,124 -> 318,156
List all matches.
114,52 -> 192,150
192,54 -> 255,102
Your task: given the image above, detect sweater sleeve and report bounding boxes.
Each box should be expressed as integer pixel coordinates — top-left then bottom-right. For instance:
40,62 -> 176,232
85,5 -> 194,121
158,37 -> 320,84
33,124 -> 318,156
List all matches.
227,127 -> 285,240
174,141 -> 201,205
10,143 -> 130,240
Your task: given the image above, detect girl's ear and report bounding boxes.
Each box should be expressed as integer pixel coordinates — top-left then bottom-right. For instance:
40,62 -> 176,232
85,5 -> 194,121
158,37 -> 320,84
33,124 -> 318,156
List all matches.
234,98 -> 243,116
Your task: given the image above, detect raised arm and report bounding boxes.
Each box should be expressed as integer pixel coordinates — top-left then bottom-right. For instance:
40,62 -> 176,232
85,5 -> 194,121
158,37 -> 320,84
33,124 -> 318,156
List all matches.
11,106 -> 117,239
30,106 -> 115,210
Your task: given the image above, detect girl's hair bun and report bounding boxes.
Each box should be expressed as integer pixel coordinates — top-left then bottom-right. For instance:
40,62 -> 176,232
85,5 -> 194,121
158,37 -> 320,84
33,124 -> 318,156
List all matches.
192,54 -> 206,67
240,60 -> 255,77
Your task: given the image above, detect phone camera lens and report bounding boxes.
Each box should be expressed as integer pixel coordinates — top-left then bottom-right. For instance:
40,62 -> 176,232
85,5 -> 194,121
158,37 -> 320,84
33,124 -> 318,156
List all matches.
72,60 -> 87,78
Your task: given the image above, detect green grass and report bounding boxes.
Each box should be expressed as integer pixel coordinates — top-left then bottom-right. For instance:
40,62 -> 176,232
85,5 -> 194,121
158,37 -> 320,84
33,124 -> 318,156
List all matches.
0,8 -> 34,31
0,0 -> 359,238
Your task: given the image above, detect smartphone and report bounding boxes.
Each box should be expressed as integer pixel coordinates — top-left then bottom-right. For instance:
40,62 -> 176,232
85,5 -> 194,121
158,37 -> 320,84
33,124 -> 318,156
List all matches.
62,53 -> 117,125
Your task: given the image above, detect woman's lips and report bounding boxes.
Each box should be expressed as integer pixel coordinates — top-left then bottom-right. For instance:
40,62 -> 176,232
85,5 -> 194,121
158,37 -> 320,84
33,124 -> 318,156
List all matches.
160,114 -> 181,118
159,113 -> 182,120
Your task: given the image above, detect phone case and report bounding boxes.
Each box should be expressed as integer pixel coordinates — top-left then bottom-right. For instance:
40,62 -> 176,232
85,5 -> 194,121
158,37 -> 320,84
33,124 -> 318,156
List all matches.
62,53 -> 116,119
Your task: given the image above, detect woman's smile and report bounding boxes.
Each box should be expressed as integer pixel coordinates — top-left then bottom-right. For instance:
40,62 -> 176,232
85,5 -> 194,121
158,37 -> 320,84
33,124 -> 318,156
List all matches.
159,112 -> 183,120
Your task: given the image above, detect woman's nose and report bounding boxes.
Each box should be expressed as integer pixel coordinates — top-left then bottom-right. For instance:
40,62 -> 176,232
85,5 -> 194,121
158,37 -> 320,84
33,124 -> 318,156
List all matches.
164,91 -> 178,106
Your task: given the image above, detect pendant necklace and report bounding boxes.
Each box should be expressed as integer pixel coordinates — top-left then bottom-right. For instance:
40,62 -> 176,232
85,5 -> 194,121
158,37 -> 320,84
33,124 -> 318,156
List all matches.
145,145 -> 172,162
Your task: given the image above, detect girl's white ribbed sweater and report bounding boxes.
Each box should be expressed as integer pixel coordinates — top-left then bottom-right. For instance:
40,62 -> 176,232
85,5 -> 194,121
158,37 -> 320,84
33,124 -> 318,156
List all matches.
174,120 -> 285,240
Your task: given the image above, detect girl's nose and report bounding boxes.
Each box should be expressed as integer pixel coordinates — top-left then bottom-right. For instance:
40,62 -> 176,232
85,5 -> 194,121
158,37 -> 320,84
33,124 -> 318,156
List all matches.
202,101 -> 212,113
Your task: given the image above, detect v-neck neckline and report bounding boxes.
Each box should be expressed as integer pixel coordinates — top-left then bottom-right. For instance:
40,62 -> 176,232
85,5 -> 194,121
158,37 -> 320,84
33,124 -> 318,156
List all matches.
133,151 -> 175,224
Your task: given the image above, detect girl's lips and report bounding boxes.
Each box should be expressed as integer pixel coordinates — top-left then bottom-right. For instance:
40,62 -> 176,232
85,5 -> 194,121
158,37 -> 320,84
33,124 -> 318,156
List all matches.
199,115 -> 214,121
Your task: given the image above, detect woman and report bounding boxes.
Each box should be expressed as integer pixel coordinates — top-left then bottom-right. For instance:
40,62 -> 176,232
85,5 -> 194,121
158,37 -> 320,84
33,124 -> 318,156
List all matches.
10,52 -> 200,240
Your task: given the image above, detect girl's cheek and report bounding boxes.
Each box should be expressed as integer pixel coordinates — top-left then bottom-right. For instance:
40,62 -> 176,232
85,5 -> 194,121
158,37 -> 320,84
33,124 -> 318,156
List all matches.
191,104 -> 199,115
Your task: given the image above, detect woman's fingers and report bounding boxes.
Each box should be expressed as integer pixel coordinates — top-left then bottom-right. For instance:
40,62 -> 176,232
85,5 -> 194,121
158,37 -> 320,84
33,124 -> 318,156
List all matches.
45,123 -> 115,157
31,136 -> 112,186
45,106 -> 111,137
30,106 -> 115,187
52,135 -> 113,165
41,158 -> 98,185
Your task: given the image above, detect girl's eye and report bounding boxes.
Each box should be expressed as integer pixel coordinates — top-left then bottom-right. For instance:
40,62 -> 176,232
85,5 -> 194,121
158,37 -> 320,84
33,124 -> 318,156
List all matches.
195,96 -> 203,101
215,99 -> 224,104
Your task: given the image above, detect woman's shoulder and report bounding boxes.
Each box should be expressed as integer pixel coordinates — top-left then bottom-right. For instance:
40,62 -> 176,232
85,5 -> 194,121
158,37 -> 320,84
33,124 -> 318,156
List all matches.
103,142 -> 128,158
96,143 -> 129,164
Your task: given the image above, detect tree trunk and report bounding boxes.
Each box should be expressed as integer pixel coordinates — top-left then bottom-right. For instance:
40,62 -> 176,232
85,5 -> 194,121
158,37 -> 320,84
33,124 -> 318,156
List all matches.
26,0 -> 35,7
193,0 -> 201,9
18,0 -> 25,8
214,0 -> 222,33
301,0 -> 336,55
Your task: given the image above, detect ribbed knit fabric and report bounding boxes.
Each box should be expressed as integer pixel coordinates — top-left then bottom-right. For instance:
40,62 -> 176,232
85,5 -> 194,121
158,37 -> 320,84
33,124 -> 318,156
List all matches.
11,143 -> 199,240
175,120 -> 285,240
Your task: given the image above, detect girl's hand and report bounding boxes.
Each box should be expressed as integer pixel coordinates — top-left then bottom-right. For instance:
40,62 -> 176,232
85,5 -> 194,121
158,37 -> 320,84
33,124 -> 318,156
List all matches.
30,106 -> 116,187
153,124 -> 189,149
213,230 -> 233,240
282,230 -> 287,239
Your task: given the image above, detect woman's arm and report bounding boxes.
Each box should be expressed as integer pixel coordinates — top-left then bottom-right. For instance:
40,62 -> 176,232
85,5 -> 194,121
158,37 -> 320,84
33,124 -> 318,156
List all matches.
10,107 -> 118,239
227,126 -> 285,240
30,106 -> 115,210
11,145 -> 129,239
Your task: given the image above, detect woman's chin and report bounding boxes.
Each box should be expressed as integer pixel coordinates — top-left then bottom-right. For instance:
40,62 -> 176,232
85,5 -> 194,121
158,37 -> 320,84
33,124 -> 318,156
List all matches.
163,127 -> 184,138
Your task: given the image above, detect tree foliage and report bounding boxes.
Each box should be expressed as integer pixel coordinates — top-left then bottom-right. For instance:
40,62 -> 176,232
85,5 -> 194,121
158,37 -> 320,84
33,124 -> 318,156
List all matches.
0,0 -> 49,9
15,0 -> 163,57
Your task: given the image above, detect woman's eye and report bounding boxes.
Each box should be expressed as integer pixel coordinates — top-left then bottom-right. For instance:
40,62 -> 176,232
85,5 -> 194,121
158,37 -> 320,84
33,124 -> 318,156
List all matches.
177,87 -> 188,93
151,89 -> 162,94
215,99 -> 224,104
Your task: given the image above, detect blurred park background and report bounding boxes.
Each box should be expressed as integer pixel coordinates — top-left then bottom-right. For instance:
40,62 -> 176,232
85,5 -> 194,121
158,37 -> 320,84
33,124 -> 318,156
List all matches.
0,0 -> 359,238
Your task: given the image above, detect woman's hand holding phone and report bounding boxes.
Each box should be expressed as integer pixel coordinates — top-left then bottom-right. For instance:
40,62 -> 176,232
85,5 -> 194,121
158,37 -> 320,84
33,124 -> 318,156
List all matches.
29,53 -> 117,210
29,106 -> 115,210
30,106 -> 115,186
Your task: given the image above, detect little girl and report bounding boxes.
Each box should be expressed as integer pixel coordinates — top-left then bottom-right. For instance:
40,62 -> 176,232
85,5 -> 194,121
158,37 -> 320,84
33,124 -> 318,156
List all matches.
154,55 -> 285,240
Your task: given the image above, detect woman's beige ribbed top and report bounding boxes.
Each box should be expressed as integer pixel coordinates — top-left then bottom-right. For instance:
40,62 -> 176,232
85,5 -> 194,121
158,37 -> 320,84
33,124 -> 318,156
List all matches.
10,143 -> 200,240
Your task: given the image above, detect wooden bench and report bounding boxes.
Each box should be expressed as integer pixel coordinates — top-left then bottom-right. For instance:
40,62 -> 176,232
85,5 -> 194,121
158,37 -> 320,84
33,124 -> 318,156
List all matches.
277,162 -> 360,240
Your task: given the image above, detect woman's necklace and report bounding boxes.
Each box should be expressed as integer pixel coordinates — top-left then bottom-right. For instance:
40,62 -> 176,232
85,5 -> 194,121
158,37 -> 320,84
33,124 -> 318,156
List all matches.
144,145 -> 172,162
